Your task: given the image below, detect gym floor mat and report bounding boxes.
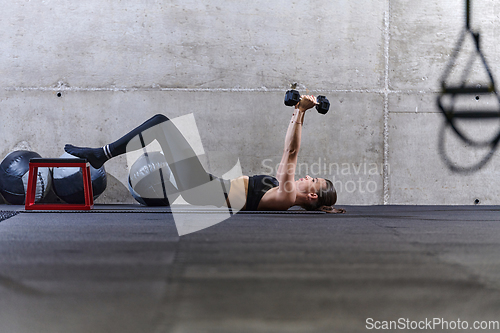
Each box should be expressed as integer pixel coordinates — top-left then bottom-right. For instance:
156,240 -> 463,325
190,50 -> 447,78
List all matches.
1,204 -> 499,333
12,204 -> 327,214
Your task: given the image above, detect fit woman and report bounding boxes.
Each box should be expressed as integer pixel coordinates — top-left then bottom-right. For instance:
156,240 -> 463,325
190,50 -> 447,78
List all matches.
65,95 -> 344,213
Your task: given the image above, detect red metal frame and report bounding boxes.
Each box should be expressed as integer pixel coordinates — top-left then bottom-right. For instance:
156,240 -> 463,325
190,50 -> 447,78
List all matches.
25,159 -> 94,210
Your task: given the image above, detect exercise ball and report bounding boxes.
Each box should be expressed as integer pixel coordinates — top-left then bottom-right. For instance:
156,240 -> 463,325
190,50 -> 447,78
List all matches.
0,150 -> 52,205
128,152 -> 179,206
52,152 -> 107,204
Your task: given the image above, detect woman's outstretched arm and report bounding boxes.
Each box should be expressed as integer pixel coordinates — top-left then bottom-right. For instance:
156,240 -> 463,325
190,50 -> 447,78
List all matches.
270,95 -> 317,207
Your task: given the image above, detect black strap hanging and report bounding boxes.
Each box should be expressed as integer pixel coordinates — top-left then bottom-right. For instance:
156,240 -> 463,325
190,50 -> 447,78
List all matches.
437,0 -> 500,172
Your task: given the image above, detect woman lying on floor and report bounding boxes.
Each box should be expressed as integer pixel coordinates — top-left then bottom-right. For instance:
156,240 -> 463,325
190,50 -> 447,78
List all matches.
65,95 -> 345,213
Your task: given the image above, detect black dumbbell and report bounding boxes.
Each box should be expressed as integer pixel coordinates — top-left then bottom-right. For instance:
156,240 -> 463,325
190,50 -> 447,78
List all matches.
284,89 -> 330,114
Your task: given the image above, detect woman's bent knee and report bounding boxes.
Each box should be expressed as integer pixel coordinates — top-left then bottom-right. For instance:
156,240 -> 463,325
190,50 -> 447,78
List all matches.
149,114 -> 169,125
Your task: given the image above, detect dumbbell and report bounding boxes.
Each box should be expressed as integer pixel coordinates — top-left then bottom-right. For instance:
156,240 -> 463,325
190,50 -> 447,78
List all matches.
284,90 -> 330,115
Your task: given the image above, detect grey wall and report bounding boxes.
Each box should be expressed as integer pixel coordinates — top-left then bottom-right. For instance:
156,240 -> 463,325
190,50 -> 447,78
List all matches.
1,0 -> 500,205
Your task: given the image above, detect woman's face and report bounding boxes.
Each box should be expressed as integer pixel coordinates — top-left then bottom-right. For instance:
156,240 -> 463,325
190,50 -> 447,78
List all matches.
296,175 -> 326,194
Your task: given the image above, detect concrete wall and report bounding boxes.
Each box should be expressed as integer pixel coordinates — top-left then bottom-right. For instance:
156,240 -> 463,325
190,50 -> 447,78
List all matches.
1,0 -> 500,205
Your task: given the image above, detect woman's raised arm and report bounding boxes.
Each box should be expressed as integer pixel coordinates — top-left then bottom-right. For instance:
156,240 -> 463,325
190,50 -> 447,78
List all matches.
274,95 -> 317,205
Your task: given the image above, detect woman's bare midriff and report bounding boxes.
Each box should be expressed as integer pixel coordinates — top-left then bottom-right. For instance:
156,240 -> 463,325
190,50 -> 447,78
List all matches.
226,176 -> 249,211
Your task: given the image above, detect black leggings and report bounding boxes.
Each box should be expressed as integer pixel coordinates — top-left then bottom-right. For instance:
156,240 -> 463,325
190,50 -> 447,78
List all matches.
109,114 -> 231,206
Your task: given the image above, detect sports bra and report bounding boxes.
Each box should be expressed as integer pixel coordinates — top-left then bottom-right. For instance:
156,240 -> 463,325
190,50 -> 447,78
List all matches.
244,175 -> 279,211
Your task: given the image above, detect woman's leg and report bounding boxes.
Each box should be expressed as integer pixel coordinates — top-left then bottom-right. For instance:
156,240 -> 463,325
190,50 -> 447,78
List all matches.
65,114 -> 170,169
65,114 -> 230,206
